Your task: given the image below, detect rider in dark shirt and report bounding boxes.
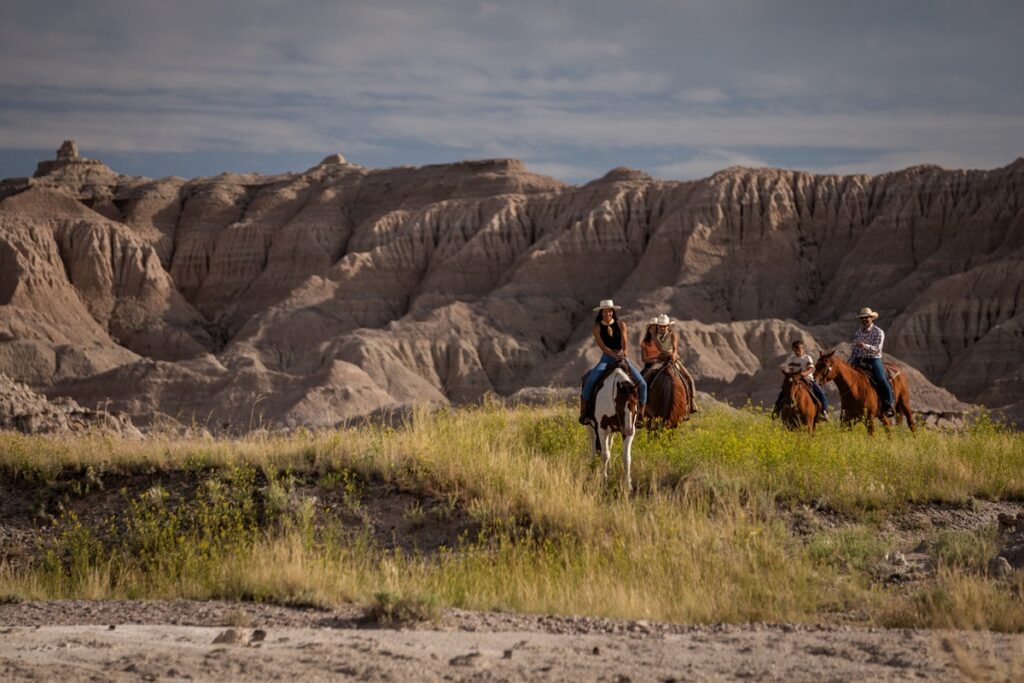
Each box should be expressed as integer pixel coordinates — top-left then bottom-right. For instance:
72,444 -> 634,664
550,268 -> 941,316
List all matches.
579,299 -> 648,425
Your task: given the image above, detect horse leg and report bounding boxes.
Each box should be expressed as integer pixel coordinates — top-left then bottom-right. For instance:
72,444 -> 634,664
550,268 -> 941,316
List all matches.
898,390 -> 916,433
879,413 -> 892,435
600,429 -> 612,483
621,432 -> 634,495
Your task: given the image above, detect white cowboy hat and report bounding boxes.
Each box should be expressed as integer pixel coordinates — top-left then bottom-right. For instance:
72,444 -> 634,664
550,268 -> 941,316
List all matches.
655,313 -> 676,326
857,307 -> 879,320
647,317 -> 658,325
592,299 -> 621,311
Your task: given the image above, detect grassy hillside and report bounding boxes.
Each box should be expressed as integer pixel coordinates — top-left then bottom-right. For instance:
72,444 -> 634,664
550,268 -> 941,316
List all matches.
1,403 -> 1022,630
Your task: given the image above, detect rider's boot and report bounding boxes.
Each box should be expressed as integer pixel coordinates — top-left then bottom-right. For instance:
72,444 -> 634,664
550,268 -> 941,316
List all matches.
635,404 -> 646,429
682,372 -> 699,413
578,397 -> 591,425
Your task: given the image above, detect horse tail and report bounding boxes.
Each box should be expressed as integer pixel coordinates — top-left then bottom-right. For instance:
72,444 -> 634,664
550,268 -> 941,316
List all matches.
896,380 -> 916,432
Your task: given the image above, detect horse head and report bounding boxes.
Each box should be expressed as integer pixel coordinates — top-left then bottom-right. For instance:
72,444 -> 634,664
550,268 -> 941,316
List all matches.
781,370 -> 803,405
814,350 -> 838,384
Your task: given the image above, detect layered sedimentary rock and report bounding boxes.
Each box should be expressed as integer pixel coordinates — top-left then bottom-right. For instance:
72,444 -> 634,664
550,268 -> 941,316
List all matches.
1,143 -> 1020,428
0,372 -> 139,436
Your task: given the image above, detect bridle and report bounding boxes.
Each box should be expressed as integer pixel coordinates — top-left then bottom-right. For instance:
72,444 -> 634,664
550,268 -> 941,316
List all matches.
816,359 -> 854,401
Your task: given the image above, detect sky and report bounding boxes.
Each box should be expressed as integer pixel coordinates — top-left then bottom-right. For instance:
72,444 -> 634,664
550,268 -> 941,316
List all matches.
1,0 -> 1022,183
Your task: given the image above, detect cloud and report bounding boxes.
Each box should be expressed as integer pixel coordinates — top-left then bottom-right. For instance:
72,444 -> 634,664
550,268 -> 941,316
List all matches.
372,107 -> 1024,159
0,0 -> 1021,179
0,108 -> 336,153
652,150 -> 768,180
520,160 -> 596,183
676,87 -> 728,105
799,149 -> 1021,177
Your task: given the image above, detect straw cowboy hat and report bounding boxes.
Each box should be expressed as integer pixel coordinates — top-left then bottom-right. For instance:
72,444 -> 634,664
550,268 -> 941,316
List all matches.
592,299 -> 622,311
654,314 -> 676,326
857,307 -> 880,320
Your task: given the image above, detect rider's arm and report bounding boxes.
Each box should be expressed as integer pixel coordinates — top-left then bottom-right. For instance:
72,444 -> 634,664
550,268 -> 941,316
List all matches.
619,322 -> 629,357
863,327 -> 884,354
671,331 -> 679,358
592,325 -> 614,356
855,327 -> 884,355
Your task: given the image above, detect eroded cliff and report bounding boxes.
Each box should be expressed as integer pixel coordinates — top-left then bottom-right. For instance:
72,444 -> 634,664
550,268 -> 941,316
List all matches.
1,144 -> 1020,428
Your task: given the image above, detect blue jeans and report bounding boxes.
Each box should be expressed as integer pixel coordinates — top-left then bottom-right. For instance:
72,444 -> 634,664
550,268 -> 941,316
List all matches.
808,379 -> 830,412
857,357 -> 893,409
582,354 -> 648,405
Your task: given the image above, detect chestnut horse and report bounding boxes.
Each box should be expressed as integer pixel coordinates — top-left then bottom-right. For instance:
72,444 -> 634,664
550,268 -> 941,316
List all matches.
779,370 -> 821,435
813,351 -> 915,435
643,364 -> 690,429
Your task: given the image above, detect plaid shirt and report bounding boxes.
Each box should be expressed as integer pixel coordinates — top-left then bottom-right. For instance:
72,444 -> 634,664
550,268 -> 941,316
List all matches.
850,324 -> 884,360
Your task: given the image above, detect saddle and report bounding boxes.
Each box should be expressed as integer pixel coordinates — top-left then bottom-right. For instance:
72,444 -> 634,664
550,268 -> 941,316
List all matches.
852,362 -> 900,383
850,360 -> 900,407
642,360 -> 682,386
797,376 -> 825,412
580,361 -> 636,424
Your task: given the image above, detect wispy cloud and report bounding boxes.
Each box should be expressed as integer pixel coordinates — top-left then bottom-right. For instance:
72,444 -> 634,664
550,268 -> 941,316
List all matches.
0,0 -> 1021,179
653,150 -> 768,181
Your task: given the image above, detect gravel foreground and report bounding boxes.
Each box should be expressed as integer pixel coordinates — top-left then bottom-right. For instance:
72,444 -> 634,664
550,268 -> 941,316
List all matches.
1,601 -> 1023,681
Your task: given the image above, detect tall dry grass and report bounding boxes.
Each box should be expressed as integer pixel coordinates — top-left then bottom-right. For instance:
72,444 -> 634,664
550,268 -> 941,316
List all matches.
1,401 -> 1022,628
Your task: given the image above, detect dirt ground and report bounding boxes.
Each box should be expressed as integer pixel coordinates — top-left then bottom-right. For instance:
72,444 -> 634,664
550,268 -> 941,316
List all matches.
0,600 -> 1022,682
3,473 -> 1024,680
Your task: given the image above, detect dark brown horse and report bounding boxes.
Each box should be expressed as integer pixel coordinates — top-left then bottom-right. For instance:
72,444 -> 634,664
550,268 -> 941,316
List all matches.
813,351 -> 915,435
778,370 -> 821,435
642,364 -> 690,429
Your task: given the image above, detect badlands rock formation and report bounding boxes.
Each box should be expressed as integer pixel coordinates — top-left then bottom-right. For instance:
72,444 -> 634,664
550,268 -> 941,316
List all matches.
0,372 -> 139,436
1,142 -> 1020,429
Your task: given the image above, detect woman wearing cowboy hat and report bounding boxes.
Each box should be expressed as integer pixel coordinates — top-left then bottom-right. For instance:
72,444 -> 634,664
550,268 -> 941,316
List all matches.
641,313 -> 698,414
849,307 -> 895,417
579,299 -> 648,424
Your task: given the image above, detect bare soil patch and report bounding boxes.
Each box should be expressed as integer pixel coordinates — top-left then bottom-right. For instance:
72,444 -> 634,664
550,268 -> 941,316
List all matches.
1,602 -> 1023,681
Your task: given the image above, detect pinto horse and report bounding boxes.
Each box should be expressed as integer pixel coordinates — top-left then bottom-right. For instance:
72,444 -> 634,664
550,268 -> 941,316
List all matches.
778,370 -> 821,435
643,364 -> 689,429
581,365 -> 639,492
813,351 -> 915,435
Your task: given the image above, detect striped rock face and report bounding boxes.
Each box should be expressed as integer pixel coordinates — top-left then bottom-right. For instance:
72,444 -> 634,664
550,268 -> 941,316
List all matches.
1,151 -> 1020,429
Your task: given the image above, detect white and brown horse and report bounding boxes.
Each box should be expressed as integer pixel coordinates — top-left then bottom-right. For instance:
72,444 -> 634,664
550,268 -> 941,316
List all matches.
584,366 -> 640,492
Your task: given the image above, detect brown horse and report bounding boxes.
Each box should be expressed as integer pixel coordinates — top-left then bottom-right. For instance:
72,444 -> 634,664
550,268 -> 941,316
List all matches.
642,364 -> 690,429
813,351 -> 915,435
778,370 -> 821,435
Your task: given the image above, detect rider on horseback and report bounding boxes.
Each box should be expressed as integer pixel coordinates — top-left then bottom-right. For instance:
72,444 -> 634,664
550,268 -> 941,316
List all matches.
849,307 -> 895,418
772,339 -> 829,421
579,300 -> 648,426
640,314 -> 698,414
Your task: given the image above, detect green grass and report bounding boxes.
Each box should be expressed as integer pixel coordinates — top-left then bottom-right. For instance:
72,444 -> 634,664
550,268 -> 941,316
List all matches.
0,401 -> 1022,629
